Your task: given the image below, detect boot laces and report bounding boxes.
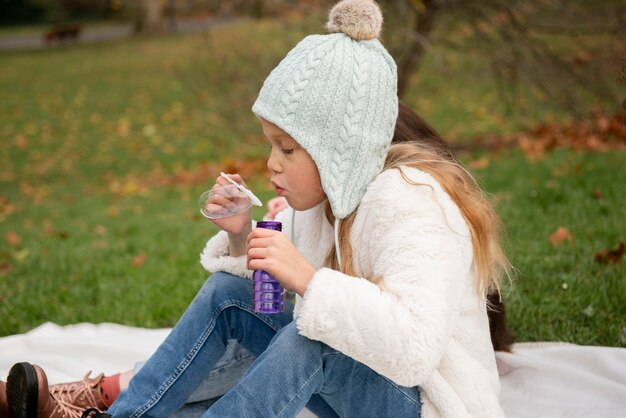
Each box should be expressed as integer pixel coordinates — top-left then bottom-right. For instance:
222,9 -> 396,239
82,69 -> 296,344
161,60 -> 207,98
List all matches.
50,399 -> 85,418
49,372 -> 105,418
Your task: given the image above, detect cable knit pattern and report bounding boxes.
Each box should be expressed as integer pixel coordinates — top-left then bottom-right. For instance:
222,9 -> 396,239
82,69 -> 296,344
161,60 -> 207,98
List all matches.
280,40 -> 332,126
200,167 -> 504,417
252,0 -> 398,219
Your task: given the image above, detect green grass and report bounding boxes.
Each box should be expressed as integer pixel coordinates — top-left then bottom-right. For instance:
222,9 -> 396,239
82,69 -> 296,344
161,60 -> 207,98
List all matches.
0,17 -> 624,347
477,149 -> 625,346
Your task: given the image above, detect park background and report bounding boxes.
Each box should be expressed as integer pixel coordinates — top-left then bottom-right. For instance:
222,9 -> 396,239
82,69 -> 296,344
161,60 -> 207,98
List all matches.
0,0 -> 624,347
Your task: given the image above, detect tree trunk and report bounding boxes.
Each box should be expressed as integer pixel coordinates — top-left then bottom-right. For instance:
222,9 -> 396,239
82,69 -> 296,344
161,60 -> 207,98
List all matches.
397,0 -> 438,99
133,0 -> 165,35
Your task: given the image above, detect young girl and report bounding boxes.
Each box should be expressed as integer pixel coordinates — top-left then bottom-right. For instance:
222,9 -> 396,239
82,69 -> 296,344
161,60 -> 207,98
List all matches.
8,0 -> 510,417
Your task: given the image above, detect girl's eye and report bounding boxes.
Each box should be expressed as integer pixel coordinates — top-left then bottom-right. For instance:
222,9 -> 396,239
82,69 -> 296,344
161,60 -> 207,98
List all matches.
282,148 -> 295,155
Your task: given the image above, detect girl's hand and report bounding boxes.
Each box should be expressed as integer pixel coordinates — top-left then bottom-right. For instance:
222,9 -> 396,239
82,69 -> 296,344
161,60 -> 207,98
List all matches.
205,173 -> 253,236
263,196 -> 289,220
247,227 -> 316,297
204,173 -> 253,257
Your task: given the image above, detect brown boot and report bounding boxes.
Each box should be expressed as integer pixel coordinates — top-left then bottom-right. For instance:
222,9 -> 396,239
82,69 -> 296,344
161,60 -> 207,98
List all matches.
7,362 -> 108,418
48,369 -> 110,414
1,379 -> 12,418
7,362 -> 38,418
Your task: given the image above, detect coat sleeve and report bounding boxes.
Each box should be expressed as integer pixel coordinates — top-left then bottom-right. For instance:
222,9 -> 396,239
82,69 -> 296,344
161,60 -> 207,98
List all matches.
199,228 -> 253,279
295,170 -> 473,387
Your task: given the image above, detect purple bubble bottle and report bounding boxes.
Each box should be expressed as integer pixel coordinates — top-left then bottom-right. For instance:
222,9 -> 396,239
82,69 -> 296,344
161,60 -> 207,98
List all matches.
252,221 -> 284,314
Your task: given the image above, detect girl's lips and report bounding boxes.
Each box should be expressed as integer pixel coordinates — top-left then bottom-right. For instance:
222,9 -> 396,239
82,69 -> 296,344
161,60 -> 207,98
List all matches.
272,182 -> 285,196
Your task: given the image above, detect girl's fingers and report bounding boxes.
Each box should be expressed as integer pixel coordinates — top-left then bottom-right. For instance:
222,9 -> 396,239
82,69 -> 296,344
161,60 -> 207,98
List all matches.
247,247 -> 269,260
209,186 -> 249,205
208,194 -> 237,210
211,176 -> 235,190
204,203 -> 225,215
227,173 -> 248,188
246,228 -> 279,247
248,259 -> 265,271
215,173 -> 248,189
247,236 -> 274,250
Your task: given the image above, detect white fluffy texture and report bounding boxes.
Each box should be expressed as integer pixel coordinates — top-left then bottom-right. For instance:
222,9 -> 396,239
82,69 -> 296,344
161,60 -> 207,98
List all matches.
200,229 -> 253,279
200,167 -> 503,417
327,0 -> 383,41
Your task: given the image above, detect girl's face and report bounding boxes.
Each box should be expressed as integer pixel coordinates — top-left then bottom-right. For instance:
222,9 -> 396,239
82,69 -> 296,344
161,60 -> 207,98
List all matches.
261,118 -> 326,211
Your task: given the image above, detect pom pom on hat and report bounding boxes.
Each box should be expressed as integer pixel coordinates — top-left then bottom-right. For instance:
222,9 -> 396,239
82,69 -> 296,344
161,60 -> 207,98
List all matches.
326,0 -> 383,41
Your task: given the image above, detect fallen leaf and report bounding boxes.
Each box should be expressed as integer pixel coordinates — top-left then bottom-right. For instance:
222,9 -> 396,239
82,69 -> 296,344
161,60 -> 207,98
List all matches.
92,240 -> 108,250
591,191 -> 603,200
108,179 -> 147,196
573,51 -> 592,64
94,225 -> 107,236
517,135 -> 545,161
132,253 -> 146,267
48,230 -> 69,239
545,180 -> 558,189
89,113 -> 102,124
0,195 -> 14,216
468,157 -> 490,169
117,120 -> 130,137
551,162 -> 569,177
106,206 -> 119,217
6,231 -> 21,246
596,116 -> 610,134
594,241 -> 625,264
550,227 -> 574,245
13,248 -> 30,262
0,262 -> 12,275
13,134 -> 28,149
42,219 -> 54,233
142,124 -> 157,137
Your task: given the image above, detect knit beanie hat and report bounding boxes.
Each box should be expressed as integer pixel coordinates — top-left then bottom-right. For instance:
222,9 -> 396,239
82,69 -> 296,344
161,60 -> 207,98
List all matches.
252,0 -> 398,220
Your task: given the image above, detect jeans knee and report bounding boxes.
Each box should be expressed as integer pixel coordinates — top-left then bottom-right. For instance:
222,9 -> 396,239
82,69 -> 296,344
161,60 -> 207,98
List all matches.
270,322 -> 323,358
194,272 -> 251,309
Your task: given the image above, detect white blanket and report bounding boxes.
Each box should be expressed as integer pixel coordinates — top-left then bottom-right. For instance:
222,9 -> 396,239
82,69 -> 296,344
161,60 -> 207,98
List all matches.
1,323 -> 625,418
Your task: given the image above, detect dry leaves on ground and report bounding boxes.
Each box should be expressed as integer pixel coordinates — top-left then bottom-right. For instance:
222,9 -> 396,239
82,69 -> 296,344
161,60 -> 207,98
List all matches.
516,112 -> 626,161
6,231 -> 21,246
132,252 -> 146,267
594,242 -> 625,264
550,227 -> 574,245
464,112 -> 626,161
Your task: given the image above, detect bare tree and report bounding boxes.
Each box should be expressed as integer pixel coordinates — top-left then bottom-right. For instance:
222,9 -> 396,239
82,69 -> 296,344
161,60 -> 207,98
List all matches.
382,0 -> 625,113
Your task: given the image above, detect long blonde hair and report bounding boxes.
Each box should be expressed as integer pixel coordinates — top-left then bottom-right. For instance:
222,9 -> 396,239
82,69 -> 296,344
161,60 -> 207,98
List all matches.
324,103 -> 510,297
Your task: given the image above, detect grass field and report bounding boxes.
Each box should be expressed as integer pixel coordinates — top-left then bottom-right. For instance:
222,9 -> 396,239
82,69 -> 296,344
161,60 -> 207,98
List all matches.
0,17 -> 624,346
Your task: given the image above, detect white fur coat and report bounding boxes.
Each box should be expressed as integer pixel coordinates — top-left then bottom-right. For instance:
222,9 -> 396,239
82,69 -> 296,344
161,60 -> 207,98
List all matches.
200,167 -> 504,418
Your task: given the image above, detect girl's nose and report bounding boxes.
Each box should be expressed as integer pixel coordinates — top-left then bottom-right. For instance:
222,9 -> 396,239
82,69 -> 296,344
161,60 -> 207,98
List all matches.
267,149 -> 281,173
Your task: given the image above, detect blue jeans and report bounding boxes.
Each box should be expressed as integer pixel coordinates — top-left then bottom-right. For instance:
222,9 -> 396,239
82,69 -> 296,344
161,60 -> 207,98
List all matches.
108,272 -> 421,418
